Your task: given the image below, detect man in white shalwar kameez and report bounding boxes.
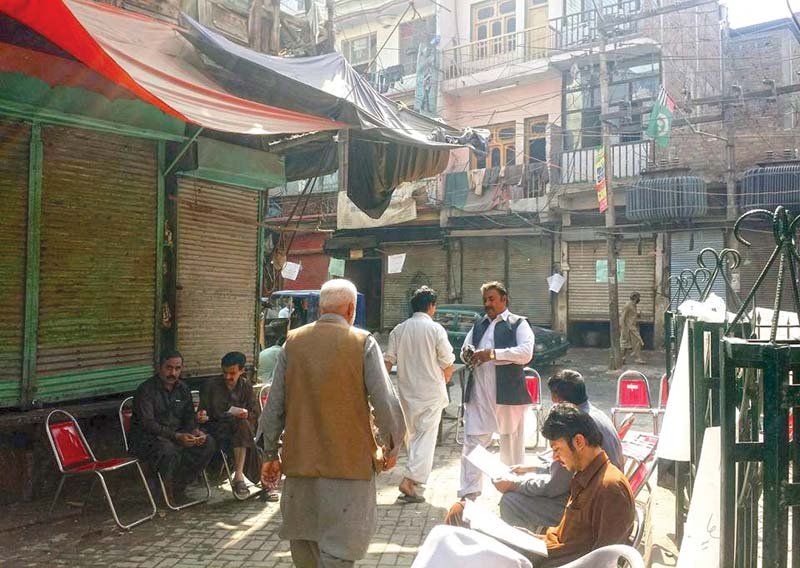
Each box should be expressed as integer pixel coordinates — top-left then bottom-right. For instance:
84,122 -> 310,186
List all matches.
385,286 -> 455,502
459,281 -> 534,499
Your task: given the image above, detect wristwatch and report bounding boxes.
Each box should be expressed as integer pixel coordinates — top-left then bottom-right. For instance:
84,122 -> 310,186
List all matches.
489,349 -> 496,361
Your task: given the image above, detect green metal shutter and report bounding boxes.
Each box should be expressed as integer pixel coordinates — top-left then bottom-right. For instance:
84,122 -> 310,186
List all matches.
36,126 -> 157,402
568,238 -> 655,322
382,243 -> 448,329
0,120 -> 30,406
176,178 -> 259,377
508,236 -> 552,325
462,237 -> 506,306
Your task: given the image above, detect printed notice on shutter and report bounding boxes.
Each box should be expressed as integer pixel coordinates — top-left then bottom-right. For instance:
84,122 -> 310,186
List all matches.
387,253 -> 406,274
328,257 -> 345,277
281,261 -> 301,280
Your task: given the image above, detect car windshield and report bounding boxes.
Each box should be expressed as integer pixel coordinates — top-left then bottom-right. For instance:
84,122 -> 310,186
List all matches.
434,311 -> 456,328
456,313 -> 479,332
266,295 -> 294,319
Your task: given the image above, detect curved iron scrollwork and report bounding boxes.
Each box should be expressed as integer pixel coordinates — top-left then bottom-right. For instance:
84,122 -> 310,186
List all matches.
696,247 -> 742,303
727,205 -> 800,340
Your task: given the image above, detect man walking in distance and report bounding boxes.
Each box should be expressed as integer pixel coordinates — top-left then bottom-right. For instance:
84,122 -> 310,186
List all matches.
459,281 -> 534,499
621,291 -> 645,364
259,279 -> 406,568
384,286 -> 455,503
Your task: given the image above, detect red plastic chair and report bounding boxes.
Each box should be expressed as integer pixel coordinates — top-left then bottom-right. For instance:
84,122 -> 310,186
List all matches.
611,371 -> 658,434
46,409 -> 156,529
616,413 -> 636,440
524,367 -> 544,448
119,397 -> 211,511
622,431 -> 659,549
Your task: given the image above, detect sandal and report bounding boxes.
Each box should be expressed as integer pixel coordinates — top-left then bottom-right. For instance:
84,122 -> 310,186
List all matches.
396,492 -> 426,504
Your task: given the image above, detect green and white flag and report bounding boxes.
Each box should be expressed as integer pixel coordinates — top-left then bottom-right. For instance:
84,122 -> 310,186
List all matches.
646,86 -> 675,148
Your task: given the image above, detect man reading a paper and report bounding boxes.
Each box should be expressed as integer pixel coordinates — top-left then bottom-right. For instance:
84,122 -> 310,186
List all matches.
534,403 -> 634,566
199,351 -> 261,499
459,281 -> 534,499
494,370 -> 624,532
441,403 -> 633,567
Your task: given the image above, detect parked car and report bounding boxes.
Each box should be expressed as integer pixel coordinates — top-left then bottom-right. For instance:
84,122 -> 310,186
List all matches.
433,304 -> 569,366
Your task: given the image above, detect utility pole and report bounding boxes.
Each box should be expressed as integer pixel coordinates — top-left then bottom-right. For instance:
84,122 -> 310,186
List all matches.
594,3 -> 623,369
325,0 -> 336,53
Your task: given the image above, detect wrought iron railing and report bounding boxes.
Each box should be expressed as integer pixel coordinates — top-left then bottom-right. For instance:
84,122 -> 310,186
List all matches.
441,25 -> 556,82
549,0 -> 643,50
557,139 -> 653,184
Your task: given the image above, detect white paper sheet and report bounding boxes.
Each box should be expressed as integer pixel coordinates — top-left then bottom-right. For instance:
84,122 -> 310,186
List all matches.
463,500 -> 548,557
465,445 -> 513,480
656,320 -> 691,461
227,406 -> 247,417
677,427 -> 720,568
387,253 -> 406,274
281,261 -> 301,280
547,273 -> 566,293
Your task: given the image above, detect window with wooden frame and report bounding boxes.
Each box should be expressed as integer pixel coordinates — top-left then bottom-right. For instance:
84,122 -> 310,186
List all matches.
471,0 -> 518,58
342,33 -> 378,68
472,122 -> 516,169
525,116 -> 548,197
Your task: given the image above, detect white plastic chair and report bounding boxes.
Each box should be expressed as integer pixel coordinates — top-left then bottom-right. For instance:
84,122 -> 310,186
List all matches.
558,544 -> 644,568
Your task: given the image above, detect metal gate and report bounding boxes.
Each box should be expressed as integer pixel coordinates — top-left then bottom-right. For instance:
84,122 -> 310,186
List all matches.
508,236 -> 552,325
177,177 -> 259,377
382,242 -> 447,329
0,119 -> 30,406
568,238 -> 656,322
462,237 -> 506,306
36,126 -> 158,402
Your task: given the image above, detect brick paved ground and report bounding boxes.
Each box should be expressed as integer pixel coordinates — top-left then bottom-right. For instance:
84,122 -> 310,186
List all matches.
0,348 -> 666,567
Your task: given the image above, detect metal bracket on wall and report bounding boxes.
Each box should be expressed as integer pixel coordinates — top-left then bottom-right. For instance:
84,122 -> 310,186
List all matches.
163,127 -> 204,178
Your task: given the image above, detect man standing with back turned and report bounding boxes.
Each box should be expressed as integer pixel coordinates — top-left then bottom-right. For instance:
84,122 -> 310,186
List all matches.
384,286 -> 455,503
259,279 -> 406,568
459,281 -> 534,499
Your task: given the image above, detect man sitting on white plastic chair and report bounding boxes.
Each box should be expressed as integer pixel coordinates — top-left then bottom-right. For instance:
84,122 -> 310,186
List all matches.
129,350 -> 217,505
492,370 -> 624,533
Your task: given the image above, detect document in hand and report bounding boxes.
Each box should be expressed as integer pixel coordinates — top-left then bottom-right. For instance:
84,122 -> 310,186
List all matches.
463,500 -> 548,557
465,445 -> 513,480
227,406 -> 247,417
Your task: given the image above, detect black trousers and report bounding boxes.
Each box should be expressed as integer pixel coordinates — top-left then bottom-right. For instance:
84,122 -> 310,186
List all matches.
133,435 -> 217,486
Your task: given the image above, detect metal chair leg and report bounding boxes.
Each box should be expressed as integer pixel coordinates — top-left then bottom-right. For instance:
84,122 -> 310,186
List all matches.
220,450 -> 264,501
95,467 -> 156,530
49,476 -> 67,516
158,470 -> 211,511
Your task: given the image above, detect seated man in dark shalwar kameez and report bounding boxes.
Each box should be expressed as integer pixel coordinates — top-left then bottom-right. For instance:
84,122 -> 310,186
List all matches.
199,351 -> 261,499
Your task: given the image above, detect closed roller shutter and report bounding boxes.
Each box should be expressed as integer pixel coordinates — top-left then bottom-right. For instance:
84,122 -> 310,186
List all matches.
670,230 -> 725,302
0,120 -> 29,406
508,236 -> 552,325
382,242 -> 447,329
569,238 -> 656,322
462,237 -> 506,305
737,228 -> 792,313
37,126 -> 157,402
177,178 -> 259,377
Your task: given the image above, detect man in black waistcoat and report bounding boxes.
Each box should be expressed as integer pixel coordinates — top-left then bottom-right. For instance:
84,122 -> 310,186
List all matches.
458,281 -> 534,499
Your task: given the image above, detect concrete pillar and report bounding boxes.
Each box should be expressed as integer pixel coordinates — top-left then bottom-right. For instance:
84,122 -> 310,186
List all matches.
653,232 -> 669,349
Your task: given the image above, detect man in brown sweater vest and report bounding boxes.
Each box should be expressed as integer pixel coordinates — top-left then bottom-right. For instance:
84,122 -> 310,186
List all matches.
259,279 -> 406,567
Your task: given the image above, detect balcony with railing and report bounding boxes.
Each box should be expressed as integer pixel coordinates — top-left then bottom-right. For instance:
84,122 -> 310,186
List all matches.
557,139 -> 653,185
549,0 -> 643,51
441,25 -> 557,84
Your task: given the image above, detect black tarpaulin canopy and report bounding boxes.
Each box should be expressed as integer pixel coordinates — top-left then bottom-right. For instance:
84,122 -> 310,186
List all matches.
180,14 -> 475,218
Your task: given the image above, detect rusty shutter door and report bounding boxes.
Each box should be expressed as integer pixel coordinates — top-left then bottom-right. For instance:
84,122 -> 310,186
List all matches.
508,236 -> 552,325
177,178 -> 259,377
568,238 -> 655,322
37,126 -> 157,402
0,120 -> 30,406
462,237 -> 506,306
382,242 -> 447,329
